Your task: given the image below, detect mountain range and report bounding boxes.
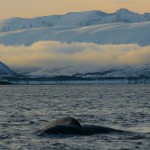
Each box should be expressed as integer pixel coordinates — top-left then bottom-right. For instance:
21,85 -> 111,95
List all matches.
0,9 -> 150,80
1,62 -> 149,78
0,9 -> 150,46
15,64 -> 150,78
0,8 -> 150,33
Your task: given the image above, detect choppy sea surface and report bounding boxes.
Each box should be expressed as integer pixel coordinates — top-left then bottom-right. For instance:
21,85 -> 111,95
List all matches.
0,84 -> 150,150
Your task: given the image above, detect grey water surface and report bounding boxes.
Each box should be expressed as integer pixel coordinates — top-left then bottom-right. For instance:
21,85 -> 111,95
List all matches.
0,84 -> 150,150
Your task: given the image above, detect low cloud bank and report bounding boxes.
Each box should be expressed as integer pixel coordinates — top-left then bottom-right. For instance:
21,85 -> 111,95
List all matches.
0,41 -> 150,67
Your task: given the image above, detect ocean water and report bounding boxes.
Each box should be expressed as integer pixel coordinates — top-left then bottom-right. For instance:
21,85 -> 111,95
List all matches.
0,84 -> 150,150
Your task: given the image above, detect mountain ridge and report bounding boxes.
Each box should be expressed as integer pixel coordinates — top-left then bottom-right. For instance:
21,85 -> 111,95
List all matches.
0,8 -> 150,33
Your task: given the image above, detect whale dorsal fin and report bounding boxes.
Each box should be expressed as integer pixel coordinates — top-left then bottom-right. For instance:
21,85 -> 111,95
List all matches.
40,117 -> 82,131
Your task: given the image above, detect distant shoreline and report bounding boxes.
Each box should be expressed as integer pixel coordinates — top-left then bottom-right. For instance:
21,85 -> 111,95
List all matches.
1,76 -> 150,85
0,81 -> 13,85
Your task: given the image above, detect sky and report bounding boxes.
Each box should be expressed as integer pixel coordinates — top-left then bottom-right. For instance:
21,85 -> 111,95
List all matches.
0,0 -> 150,19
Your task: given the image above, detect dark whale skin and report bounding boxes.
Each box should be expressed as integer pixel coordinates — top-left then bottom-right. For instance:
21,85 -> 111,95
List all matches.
36,117 -> 129,136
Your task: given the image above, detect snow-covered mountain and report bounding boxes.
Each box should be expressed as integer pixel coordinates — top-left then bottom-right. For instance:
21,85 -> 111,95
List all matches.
0,9 -> 150,80
0,8 -> 150,46
0,61 -> 16,76
80,64 -> 150,78
0,61 -> 149,82
0,8 -> 150,33
14,64 -> 150,78
0,21 -> 150,46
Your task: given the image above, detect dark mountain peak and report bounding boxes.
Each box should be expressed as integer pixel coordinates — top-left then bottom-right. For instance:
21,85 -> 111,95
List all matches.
115,8 -> 141,16
117,8 -> 129,12
0,61 -> 16,76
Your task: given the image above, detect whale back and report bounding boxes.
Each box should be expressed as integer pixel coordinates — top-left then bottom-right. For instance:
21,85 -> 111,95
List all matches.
36,117 -> 132,136
41,117 -> 82,130
36,117 -> 83,135
82,125 -> 125,135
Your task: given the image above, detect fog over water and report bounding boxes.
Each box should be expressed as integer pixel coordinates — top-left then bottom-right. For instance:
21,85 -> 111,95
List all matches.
0,42 -> 150,67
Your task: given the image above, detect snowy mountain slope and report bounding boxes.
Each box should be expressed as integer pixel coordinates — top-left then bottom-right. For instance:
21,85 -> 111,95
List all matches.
0,61 -> 16,76
81,64 -> 150,78
14,64 -> 150,78
0,9 -> 150,33
18,64 -> 102,77
0,21 -> 150,46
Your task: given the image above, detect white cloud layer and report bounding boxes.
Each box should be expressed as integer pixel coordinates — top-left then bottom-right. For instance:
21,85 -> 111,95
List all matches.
0,41 -> 150,67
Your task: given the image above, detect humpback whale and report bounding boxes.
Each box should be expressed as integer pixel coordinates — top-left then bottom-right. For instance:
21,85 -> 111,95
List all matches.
36,117 -> 130,136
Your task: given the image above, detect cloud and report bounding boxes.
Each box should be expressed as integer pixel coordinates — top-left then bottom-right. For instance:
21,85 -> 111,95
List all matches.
0,41 -> 150,67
